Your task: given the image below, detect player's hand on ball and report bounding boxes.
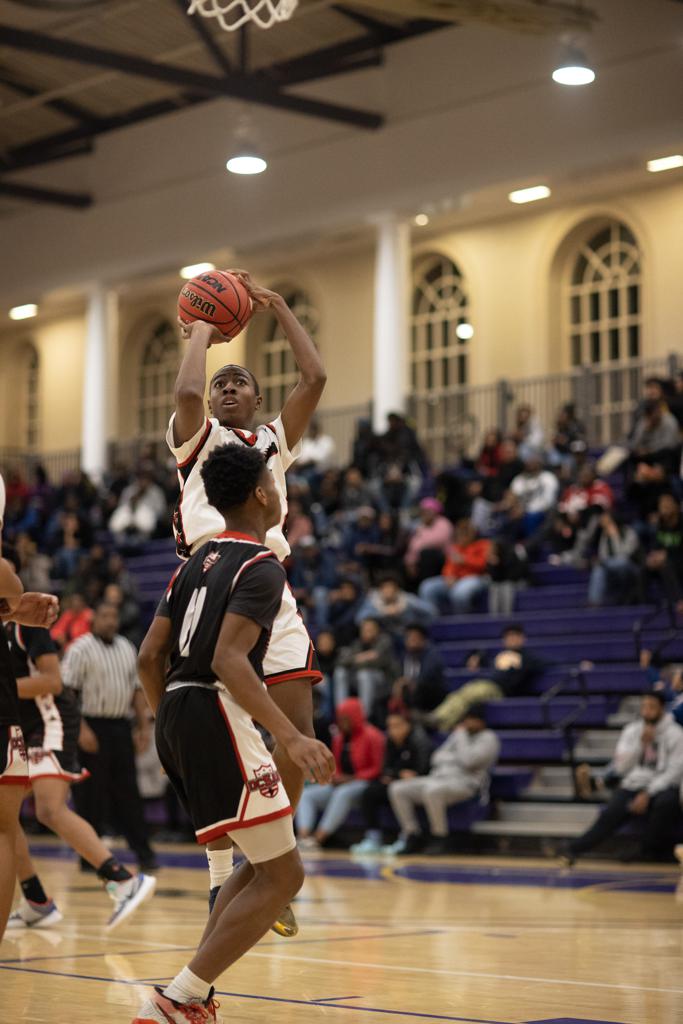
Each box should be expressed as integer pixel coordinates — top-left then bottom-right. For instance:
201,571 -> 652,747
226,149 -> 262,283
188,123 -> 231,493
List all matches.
177,316 -> 229,346
228,269 -> 281,312
287,735 -> 336,785
8,592 -> 59,628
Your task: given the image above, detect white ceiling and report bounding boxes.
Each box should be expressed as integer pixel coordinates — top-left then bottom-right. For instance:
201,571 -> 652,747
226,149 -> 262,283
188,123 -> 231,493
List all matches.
1,0 -> 682,306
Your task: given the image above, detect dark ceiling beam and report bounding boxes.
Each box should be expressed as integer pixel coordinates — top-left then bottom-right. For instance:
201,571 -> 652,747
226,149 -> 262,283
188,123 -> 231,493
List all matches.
266,18 -> 441,85
0,180 -> 92,209
0,24 -> 383,129
0,70 -> 100,127
331,4 -> 397,35
174,0 -> 234,76
280,51 -> 384,86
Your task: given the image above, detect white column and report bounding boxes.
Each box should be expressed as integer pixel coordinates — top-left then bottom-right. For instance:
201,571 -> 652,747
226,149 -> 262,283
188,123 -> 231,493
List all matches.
81,286 -> 112,481
372,215 -> 410,433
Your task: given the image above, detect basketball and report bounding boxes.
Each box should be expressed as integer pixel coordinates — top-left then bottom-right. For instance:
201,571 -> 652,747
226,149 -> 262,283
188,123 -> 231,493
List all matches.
177,270 -> 253,339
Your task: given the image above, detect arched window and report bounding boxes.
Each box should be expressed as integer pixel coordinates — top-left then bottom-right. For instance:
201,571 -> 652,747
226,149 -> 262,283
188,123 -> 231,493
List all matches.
256,288 -> 319,415
566,220 -> 642,367
410,254 -> 471,462
563,220 -> 643,442
24,343 -> 40,450
138,320 -> 179,438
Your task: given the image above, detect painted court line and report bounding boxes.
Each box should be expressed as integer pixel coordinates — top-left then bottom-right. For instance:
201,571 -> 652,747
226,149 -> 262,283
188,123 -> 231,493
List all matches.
245,951 -> 683,997
0,964 -> 508,1024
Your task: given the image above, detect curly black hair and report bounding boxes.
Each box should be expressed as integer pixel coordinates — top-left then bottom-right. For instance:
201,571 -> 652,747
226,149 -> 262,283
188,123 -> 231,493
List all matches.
200,444 -> 267,513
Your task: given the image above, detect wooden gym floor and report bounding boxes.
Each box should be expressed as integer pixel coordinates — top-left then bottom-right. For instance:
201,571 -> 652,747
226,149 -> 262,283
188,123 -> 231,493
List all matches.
2,842 -> 682,1024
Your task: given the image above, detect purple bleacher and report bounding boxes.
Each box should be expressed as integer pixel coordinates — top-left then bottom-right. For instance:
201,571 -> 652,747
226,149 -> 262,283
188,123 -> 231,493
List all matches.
431,606 -> 664,642
438,632 -> 683,667
484,696 -> 616,728
445,664 -> 648,694
516,584 -> 587,611
498,730 -> 566,761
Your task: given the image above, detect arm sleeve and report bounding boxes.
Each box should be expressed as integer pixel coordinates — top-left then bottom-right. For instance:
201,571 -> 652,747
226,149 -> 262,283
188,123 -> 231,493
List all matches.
457,731 -> 500,772
24,627 -> 58,662
268,415 -> 303,472
229,557 -> 286,632
166,413 -> 214,465
613,722 -> 642,775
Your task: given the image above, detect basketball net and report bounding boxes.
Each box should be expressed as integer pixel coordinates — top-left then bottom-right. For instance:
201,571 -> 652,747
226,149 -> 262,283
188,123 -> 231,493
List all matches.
187,0 -> 298,31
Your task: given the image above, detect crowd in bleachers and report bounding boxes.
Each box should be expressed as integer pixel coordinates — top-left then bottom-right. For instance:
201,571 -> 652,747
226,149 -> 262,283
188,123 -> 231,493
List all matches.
3,368 -> 683,861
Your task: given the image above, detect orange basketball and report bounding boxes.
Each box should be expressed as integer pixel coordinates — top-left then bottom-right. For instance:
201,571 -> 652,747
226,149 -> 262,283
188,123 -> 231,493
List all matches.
177,270 -> 253,339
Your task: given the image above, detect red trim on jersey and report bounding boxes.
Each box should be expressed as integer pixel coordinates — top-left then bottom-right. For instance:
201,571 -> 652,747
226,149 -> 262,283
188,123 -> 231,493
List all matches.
195,806 -> 293,845
265,422 -> 278,436
0,776 -> 30,786
29,766 -> 90,784
176,419 -> 212,469
165,564 -> 184,596
232,428 -> 258,447
15,624 -> 25,652
264,669 -> 323,687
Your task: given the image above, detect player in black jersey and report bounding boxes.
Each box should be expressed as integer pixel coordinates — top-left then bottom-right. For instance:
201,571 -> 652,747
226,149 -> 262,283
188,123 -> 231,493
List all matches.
0,473 -> 59,941
4,615 -> 155,931
134,445 -> 334,1024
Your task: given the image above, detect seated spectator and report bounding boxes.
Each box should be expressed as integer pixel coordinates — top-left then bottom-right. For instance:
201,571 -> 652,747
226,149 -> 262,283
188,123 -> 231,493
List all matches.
486,539 -> 528,615
284,498 -> 314,549
339,468 -> 375,514
511,404 -> 544,461
350,510 -> 409,584
564,692 -> 683,864
419,520 -> 491,615
106,551 -> 139,602
335,618 -> 399,720
380,412 -> 427,474
289,537 -> 339,631
317,468 -> 343,519
343,505 -> 381,562
475,429 -> 503,479
50,592 -> 93,652
352,418 -> 381,479
51,512 -> 86,580
389,623 -> 447,716
102,582 -> 143,648
357,574 -> 433,639
587,511 -> 641,607
644,493 -> 683,605
404,498 -> 453,586
296,698 -> 385,849
298,417 -> 337,477
547,402 -> 586,470
651,663 -> 683,728
109,468 -> 166,543
327,578 -> 363,647
482,439 -> 525,503
315,629 -> 340,719
387,705 -> 500,855
351,713 -> 432,854
669,371 -> 683,428
430,624 -> 546,731
558,463 -> 614,522
509,456 -> 559,536
630,397 -> 681,464
14,532 -> 51,592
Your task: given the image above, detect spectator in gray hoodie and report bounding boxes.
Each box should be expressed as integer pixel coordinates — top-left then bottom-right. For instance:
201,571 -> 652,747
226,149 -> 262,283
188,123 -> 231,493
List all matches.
387,705 -> 500,856
566,692 -> 683,864
587,511 -> 641,606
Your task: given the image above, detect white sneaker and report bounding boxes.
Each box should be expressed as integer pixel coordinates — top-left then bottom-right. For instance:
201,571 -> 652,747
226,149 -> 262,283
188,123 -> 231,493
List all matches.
297,836 -> 319,851
132,986 -> 220,1023
106,873 -> 156,931
7,897 -> 63,929
350,837 -> 382,855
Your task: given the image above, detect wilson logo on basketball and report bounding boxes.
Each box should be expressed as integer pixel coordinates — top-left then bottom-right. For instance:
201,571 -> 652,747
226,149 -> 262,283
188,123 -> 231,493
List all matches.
180,286 -> 217,319
247,765 -> 281,799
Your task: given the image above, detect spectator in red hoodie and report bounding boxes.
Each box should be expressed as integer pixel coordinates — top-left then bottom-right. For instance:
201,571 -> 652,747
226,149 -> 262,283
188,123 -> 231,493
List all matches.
50,593 -> 93,653
296,698 -> 385,849
418,520 -> 491,614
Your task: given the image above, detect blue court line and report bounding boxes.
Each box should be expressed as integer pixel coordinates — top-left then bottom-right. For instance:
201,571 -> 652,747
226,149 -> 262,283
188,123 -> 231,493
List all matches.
257,928 -> 445,948
0,945 -> 197,966
0,964 -> 509,1023
313,996 -> 362,1002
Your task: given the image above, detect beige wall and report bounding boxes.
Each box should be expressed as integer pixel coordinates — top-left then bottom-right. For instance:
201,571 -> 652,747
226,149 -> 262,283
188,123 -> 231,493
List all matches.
1,177 -> 682,455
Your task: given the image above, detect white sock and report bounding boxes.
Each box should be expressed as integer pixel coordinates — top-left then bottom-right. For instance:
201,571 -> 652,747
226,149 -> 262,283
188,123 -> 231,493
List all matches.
206,847 -> 233,890
164,966 -> 211,1005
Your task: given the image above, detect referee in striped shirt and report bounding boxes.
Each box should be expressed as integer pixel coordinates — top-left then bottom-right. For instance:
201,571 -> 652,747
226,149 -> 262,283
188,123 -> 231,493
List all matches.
62,601 -> 157,872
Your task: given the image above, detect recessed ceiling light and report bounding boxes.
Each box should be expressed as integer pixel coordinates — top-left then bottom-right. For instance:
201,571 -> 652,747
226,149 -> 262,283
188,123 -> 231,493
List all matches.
226,154 -> 267,175
180,262 -> 216,279
508,185 -> 551,205
456,322 -> 474,340
647,155 -> 683,173
414,213 -> 430,226
9,303 -> 37,320
552,46 -> 595,86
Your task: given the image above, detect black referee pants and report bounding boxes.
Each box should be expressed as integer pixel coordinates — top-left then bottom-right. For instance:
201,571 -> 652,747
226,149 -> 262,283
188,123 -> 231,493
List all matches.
73,717 -> 154,867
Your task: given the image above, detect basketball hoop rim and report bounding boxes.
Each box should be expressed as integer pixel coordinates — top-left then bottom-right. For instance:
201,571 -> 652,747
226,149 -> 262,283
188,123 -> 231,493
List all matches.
186,0 -> 299,32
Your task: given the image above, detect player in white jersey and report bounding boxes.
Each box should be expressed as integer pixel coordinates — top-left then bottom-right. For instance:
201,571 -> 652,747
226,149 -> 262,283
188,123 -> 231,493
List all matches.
168,270 -> 326,934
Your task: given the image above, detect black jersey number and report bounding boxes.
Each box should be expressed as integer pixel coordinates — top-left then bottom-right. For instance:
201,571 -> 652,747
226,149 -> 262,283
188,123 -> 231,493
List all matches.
179,586 -> 208,657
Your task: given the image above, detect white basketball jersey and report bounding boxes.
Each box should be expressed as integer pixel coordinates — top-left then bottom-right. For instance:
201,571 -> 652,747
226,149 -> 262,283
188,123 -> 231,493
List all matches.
166,414 -> 300,562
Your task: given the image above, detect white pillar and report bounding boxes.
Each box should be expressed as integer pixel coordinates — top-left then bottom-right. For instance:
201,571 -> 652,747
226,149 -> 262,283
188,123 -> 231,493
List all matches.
372,215 -> 410,433
81,286 -> 112,481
